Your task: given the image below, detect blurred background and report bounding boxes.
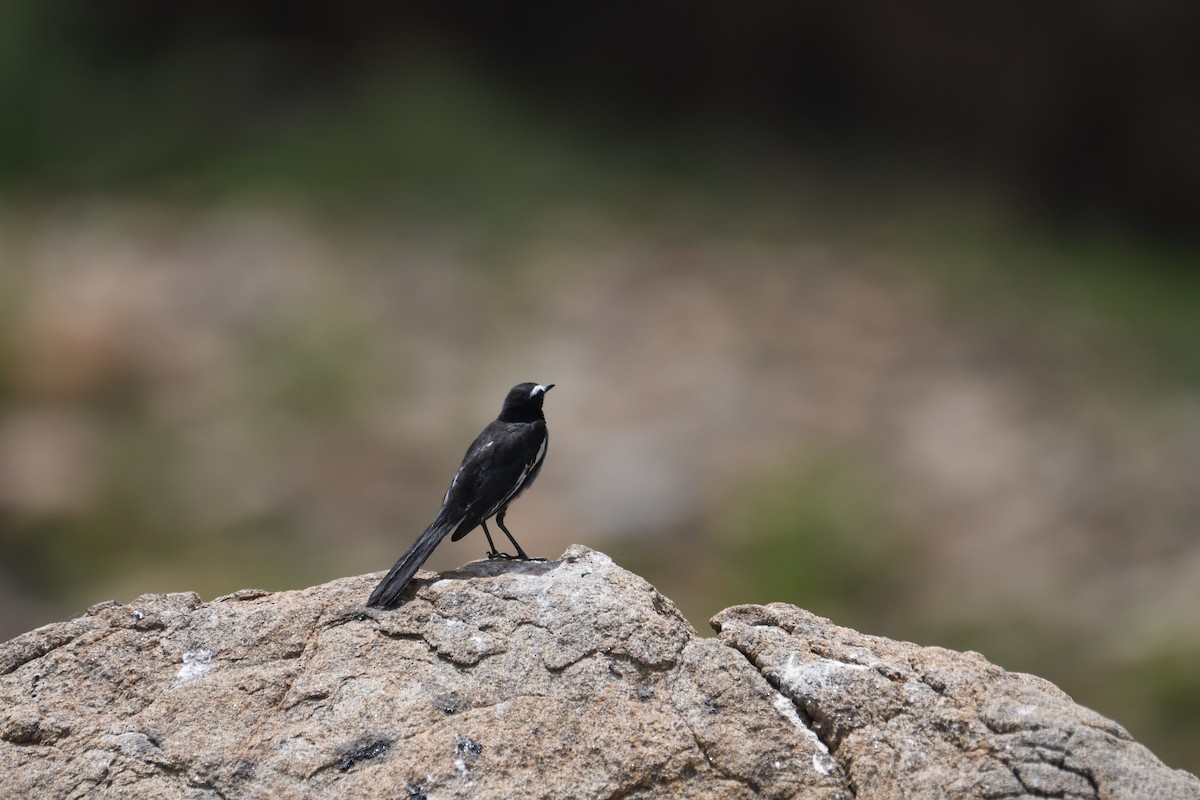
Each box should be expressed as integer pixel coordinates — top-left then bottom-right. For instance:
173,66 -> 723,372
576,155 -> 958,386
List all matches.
1,0 -> 1198,773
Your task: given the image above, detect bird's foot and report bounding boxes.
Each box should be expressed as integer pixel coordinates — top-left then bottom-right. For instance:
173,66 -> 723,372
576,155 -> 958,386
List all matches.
486,550 -> 547,562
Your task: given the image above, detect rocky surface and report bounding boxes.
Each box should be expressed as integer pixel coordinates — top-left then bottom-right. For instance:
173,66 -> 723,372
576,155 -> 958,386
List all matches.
715,604 -> 1200,800
0,546 -> 1195,799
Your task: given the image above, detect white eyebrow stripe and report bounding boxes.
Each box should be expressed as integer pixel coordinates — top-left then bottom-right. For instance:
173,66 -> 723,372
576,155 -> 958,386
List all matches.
530,384 -> 547,397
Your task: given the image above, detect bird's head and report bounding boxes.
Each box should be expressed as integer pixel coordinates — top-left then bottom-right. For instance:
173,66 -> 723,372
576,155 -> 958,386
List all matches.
500,382 -> 554,421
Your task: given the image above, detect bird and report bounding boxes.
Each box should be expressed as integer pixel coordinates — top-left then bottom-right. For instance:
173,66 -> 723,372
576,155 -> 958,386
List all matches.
367,382 -> 554,608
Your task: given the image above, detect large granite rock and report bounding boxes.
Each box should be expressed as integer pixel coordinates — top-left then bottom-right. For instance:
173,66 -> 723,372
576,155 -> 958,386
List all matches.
1,546 -> 1195,799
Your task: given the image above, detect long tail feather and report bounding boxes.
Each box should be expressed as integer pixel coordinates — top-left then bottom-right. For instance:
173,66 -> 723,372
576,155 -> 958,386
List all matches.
367,521 -> 454,608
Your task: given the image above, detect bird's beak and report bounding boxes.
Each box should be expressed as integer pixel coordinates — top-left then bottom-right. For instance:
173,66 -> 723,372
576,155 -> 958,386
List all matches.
542,384 -> 555,393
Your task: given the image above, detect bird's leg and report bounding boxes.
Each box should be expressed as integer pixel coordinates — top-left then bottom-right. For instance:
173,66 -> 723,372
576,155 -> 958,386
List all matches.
496,510 -> 547,562
481,520 -> 513,560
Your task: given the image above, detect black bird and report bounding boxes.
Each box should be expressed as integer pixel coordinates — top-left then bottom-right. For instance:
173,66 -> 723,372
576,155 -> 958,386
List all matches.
367,382 -> 554,608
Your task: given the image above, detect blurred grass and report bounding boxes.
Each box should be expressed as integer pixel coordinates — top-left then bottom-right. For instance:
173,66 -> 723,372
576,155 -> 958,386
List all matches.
904,216 -> 1200,388
240,299 -> 382,422
4,9 -> 1197,340
1116,644 -> 1200,771
714,455 -> 915,629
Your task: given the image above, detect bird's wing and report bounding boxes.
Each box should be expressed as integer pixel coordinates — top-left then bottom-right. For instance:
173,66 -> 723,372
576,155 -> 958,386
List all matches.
447,421 -> 546,541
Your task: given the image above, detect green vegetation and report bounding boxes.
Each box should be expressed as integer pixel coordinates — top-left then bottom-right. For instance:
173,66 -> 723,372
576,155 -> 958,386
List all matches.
715,456 -> 915,629
1121,644 -> 1200,770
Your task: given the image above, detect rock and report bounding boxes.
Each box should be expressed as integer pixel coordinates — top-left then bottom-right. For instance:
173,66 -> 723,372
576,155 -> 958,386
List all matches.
713,603 -> 1200,800
0,546 -> 1194,799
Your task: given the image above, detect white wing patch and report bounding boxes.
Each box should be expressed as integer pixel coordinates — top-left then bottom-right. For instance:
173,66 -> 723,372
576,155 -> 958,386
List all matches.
496,435 -> 548,510
444,442 -> 495,504
444,465 -> 465,505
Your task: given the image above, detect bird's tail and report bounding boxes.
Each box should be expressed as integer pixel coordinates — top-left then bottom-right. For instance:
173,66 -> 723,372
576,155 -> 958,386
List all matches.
367,520 -> 454,608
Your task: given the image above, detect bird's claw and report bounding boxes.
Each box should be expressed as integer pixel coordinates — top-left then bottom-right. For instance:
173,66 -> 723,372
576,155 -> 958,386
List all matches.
486,550 -> 547,562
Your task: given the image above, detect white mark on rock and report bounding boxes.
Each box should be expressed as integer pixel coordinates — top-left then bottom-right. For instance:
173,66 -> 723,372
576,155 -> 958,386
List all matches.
813,752 -> 836,775
493,700 -> 512,717
453,732 -> 482,786
781,652 -> 868,696
585,551 -> 614,567
772,692 -> 831,754
173,649 -> 214,687
772,693 -> 807,734
535,590 -> 553,625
